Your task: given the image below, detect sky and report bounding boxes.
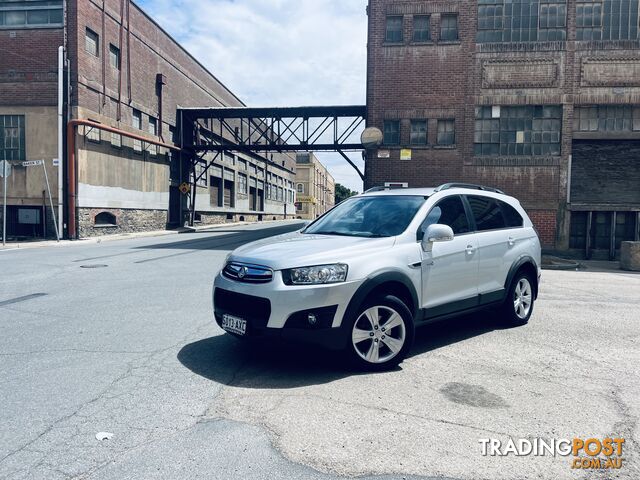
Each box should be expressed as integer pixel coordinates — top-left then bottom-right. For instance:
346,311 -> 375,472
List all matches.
138,0 -> 369,192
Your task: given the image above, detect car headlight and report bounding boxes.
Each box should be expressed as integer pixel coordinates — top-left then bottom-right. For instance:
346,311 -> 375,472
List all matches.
283,264 -> 348,285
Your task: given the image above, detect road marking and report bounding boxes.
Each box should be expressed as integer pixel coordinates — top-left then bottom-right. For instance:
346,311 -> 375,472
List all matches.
0,293 -> 47,307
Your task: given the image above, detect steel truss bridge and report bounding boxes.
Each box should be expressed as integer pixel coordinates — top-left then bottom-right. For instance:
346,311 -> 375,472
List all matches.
177,105 -> 367,224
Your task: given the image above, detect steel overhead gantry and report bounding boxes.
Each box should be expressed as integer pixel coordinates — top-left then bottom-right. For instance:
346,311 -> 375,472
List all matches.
178,105 -> 367,225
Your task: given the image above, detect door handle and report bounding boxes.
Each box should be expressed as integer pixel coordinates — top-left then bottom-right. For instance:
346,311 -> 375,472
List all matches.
466,245 -> 476,255
508,236 -> 516,246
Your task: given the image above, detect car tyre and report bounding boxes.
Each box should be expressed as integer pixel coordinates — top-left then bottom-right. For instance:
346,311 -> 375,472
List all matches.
346,294 -> 414,371
500,270 -> 535,326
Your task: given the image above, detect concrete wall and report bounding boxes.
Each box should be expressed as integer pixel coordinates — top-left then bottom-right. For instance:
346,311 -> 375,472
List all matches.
0,106 -> 59,206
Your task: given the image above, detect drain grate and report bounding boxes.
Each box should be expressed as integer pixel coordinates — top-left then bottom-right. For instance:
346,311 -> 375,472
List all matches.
80,264 -> 108,269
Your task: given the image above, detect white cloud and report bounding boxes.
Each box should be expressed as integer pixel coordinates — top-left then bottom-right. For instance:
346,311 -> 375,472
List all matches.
138,0 -> 368,192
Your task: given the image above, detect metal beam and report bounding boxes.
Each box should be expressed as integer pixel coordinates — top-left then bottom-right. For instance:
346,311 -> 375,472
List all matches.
180,105 -> 366,119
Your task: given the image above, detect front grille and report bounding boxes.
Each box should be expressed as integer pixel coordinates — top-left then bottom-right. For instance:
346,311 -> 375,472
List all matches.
222,262 -> 273,284
214,288 -> 271,328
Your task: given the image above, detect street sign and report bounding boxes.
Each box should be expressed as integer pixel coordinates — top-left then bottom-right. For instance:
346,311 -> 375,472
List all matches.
52,158 -> 60,167
22,160 -> 44,167
179,182 -> 191,195
0,161 -> 11,178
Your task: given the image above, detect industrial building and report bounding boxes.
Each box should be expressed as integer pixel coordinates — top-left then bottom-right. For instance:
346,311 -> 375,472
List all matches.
0,0 -> 296,240
366,0 -> 640,258
294,152 -> 335,219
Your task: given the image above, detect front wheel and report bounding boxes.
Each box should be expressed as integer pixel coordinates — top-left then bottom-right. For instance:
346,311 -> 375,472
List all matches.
500,272 -> 535,326
346,294 -> 414,371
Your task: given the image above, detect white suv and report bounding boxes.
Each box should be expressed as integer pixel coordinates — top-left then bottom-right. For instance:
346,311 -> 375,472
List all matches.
213,184 -> 541,370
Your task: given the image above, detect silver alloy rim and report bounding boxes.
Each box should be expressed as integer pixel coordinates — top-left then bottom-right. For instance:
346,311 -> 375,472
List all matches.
352,306 -> 406,364
513,278 -> 533,319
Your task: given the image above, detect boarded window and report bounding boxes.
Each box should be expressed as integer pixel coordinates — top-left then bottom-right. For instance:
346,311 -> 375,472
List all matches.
109,44 -> 120,70
85,28 -> 99,56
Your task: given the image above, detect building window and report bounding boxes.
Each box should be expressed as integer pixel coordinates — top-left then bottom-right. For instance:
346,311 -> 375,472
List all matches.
131,109 -> 142,152
110,132 -> 121,148
148,117 -> 157,156
109,44 -> 120,70
577,1 -> 640,41
574,106 -> 639,132
440,14 -> 458,41
0,1 -> 63,28
85,28 -> 99,57
297,183 -> 304,193
383,120 -> 400,145
474,105 -> 562,156
437,119 -> 456,145
238,173 -> 248,195
85,124 -> 100,143
413,15 -> 431,42
95,211 -> 117,226
477,0 -> 567,43
410,120 -> 428,145
385,16 -> 403,43
0,115 -> 25,161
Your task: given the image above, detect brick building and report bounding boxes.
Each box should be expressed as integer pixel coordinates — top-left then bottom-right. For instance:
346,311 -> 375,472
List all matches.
366,0 -> 640,258
0,0 -> 295,240
294,152 -> 335,219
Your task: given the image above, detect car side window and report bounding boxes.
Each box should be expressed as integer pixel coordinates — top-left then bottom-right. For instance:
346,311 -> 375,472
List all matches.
418,195 -> 471,240
467,195 -> 506,231
500,201 -> 524,228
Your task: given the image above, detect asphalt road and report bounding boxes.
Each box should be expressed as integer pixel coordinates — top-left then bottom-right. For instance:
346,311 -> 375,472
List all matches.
0,221 -> 638,480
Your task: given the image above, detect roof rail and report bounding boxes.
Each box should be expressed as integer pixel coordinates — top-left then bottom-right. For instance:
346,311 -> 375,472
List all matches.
364,184 -> 408,193
434,183 -> 505,194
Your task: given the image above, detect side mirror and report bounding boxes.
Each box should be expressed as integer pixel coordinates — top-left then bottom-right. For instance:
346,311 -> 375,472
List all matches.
421,224 -> 454,252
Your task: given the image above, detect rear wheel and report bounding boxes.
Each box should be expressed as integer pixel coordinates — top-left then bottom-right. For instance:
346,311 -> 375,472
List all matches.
501,271 -> 535,326
346,294 -> 414,371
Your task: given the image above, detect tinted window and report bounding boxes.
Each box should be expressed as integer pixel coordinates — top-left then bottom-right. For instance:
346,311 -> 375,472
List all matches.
467,195 -> 506,231
418,196 -> 470,239
500,201 -> 524,228
304,196 -> 425,238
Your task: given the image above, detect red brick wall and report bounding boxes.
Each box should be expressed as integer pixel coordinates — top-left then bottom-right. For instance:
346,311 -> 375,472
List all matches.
528,210 -> 557,248
366,0 -> 640,250
0,29 -> 63,106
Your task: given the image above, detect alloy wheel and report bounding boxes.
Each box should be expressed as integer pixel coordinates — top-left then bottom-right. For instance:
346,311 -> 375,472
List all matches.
351,306 -> 406,364
513,278 -> 533,320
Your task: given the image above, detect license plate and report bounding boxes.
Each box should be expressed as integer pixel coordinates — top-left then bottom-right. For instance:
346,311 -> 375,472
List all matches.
222,314 -> 247,336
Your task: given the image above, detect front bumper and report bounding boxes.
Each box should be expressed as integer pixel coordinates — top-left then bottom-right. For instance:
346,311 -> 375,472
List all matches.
212,270 -> 362,349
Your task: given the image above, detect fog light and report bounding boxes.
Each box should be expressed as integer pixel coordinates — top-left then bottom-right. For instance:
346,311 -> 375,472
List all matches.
307,313 -> 317,326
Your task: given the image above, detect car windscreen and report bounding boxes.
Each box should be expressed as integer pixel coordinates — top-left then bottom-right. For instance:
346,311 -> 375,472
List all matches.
303,195 -> 426,238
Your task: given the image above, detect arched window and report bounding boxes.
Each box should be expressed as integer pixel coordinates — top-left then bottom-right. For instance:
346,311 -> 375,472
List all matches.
94,212 -> 117,226
297,183 -> 304,193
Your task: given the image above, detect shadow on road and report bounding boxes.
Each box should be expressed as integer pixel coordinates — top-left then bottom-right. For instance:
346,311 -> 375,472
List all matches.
178,310 -> 513,389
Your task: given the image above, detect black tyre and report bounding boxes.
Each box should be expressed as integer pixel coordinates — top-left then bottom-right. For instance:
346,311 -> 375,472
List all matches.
345,294 -> 415,371
500,270 -> 535,326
